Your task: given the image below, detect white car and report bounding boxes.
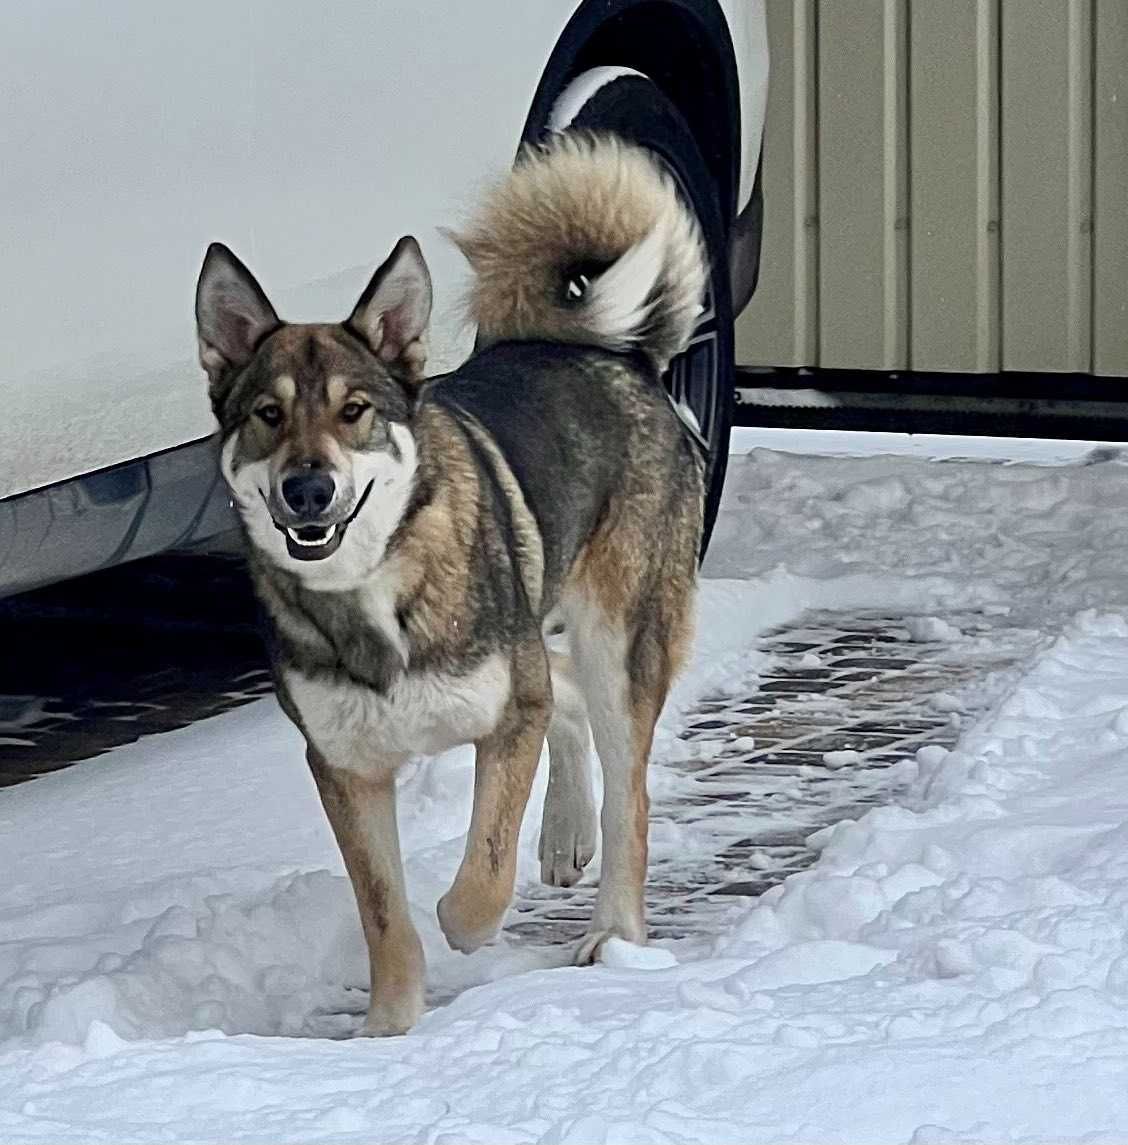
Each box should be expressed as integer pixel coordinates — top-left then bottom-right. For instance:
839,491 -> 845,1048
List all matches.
0,1 -> 768,596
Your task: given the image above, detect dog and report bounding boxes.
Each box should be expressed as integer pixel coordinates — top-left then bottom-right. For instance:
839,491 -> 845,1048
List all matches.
194,133 -> 707,1035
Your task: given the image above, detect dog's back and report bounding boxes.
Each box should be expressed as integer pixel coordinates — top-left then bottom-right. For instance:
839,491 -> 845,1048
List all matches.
422,340 -> 674,613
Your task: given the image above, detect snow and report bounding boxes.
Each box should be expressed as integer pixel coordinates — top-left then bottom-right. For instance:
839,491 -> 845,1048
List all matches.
707,440 -> 1128,623
821,749 -> 860,770
5,436 -> 1128,1141
729,426 -> 1125,464
598,938 -> 678,971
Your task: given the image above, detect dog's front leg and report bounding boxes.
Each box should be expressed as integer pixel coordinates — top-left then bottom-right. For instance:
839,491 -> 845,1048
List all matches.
307,748 -> 424,1036
437,642 -> 551,953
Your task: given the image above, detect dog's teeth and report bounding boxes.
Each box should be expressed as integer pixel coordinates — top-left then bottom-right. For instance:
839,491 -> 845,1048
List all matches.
286,524 -> 337,547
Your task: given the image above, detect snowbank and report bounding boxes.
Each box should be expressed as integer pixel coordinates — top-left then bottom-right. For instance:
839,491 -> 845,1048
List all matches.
708,445 -> 1128,621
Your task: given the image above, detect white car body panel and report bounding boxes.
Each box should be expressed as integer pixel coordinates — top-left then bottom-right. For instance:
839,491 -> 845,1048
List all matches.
0,1 -> 766,501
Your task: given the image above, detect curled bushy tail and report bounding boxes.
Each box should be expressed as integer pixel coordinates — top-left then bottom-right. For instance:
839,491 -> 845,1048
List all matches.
448,133 -> 707,372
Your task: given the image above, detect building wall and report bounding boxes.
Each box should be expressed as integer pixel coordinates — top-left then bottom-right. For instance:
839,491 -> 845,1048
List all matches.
736,0 -> 1128,376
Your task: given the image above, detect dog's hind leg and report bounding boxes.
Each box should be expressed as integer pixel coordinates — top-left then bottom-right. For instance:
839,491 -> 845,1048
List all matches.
567,571 -> 694,966
540,652 -> 597,888
567,605 -> 649,962
307,748 -> 424,1037
437,638 -> 551,953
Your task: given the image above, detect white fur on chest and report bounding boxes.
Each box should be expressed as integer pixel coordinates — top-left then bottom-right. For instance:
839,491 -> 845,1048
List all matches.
285,654 -> 512,773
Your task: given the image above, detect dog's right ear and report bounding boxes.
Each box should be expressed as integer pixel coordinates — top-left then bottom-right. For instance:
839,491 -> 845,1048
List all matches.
346,236 -> 432,383
195,243 -> 281,401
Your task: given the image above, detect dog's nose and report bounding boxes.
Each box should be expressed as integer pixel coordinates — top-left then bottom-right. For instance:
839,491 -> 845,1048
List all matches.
281,472 -> 336,519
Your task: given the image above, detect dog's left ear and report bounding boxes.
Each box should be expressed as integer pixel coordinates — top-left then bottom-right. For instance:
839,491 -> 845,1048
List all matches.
346,236 -> 432,382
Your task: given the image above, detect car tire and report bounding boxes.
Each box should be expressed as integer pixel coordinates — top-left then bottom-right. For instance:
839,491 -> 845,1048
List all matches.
535,73 -> 736,558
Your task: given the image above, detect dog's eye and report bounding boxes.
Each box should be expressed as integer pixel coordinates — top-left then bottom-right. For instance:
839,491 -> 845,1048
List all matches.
340,401 -> 370,424
255,405 -> 283,427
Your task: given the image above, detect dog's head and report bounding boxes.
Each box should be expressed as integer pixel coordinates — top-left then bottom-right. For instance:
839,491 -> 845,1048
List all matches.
195,237 -> 431,587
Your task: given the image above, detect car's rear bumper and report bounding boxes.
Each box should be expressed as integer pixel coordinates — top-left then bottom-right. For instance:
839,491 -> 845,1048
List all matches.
0,436 -> 235,599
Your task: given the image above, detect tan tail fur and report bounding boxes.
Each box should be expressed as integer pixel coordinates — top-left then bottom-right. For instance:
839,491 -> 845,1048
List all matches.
448,132 -> 707,373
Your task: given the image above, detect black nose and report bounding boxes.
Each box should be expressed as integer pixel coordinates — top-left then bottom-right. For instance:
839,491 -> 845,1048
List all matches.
281,472 -> 336,519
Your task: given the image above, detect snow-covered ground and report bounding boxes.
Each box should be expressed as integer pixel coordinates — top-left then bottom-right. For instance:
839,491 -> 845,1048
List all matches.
5,432 -> 1128,1142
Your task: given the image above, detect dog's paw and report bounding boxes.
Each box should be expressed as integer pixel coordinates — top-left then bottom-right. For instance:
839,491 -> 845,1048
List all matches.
360,991 -> 423,1037
573,924 -> 647,967
538,788 -> 596,888
436,885 -> 505,954
538,818 -> 596,888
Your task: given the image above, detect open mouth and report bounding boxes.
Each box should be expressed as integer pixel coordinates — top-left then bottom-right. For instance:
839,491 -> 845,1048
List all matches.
267,481 -> 374,563
285,522 -> 341,557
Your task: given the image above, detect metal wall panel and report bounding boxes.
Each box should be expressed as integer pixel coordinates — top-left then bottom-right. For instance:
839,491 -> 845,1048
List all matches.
1000,0 -> 1092,372
734,0 -> 818,368
817,0 -> 908,369
735,0 -> 1126,378
1094,0 -> 1128,375
909,0 -> 999,371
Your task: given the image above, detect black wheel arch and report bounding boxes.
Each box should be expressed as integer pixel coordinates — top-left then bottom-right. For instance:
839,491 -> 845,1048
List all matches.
520,0 -> 742,230
529,73 -> 736,558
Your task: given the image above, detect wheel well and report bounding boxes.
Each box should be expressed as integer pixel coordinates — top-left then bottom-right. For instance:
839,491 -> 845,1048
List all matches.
521,0 -> 741,228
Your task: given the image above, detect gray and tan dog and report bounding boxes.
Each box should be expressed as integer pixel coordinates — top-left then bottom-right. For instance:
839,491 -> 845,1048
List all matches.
195,134 -> 707,1035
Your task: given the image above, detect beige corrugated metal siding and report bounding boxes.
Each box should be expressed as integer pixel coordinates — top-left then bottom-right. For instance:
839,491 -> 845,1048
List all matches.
1095,0 -> 1128,373
736,0 -> 1128,376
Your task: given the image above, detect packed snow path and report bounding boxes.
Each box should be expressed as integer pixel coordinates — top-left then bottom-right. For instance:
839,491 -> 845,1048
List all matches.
507,610 -> 1031,958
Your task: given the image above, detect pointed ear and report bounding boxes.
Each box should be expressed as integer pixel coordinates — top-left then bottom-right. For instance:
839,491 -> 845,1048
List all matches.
195,243 -> 280,397
346,236 -> 432,381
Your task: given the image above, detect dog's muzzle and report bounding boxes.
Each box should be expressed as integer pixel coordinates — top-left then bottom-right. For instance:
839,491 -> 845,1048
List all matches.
264,480 -> 374,561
